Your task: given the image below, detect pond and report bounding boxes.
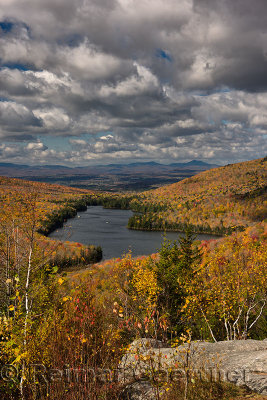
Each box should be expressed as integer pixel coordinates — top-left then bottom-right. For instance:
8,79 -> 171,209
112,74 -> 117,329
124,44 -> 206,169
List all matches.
49,206 -> 217,260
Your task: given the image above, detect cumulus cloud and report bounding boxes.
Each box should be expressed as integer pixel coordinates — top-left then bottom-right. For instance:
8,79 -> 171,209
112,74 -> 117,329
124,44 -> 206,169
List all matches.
0,0 -> 266,165
0,101 -> 42,139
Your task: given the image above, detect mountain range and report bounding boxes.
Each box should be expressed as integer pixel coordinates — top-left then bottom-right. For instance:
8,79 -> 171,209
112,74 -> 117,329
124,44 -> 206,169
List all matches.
0,160 -> 219,191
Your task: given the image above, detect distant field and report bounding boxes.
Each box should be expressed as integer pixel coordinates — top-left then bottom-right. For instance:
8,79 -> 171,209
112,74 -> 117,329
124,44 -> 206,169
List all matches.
0,160 -> 218,191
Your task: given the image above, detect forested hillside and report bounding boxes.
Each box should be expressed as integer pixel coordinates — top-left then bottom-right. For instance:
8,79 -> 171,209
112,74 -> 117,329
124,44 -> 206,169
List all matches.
0,160 -> 266,399
0,176 -> 105,270
129,157 -> 267,235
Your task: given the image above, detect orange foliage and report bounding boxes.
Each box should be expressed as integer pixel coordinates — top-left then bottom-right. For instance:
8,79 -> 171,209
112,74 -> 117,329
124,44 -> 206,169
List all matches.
131,157 -> 267,233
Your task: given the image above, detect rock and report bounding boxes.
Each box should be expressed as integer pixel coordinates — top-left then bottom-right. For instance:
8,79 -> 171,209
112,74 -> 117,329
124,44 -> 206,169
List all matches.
119,338 -> 267,396
119,381 -> 158,400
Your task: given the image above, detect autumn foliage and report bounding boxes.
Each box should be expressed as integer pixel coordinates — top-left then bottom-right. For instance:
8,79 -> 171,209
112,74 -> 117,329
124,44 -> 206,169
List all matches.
0,158 -> 266,399
129,157 -> 267,234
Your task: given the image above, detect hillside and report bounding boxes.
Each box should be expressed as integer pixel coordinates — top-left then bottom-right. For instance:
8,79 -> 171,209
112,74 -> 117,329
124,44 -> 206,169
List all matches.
0,176 -> 106,268
129,157 -> 267,234
0,174 -> 90,201
0,160 -> 266,400
1,157 -> 266,240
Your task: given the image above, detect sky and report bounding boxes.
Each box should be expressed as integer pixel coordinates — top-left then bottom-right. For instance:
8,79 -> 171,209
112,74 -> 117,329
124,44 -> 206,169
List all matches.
0,0 -> 267,166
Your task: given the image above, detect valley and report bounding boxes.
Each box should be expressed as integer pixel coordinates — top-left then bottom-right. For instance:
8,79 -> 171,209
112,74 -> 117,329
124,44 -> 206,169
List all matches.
0,157 -> 266,400
0,160 -> 219,191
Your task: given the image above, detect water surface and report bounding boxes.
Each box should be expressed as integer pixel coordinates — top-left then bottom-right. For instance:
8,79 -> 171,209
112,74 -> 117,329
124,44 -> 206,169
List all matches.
49,206 -> 217,260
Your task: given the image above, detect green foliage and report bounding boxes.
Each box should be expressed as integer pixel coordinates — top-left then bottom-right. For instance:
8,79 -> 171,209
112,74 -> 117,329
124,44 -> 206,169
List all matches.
0,159 -> 266,399
178,228 -> 202,272
85,194 -> 134,209
154,238 -> 183,335
153,229 -> 201,337
165,378 -> 244,400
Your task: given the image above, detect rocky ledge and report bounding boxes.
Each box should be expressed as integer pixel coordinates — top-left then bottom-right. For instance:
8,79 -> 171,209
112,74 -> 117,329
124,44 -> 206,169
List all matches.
118,338 -> 267,399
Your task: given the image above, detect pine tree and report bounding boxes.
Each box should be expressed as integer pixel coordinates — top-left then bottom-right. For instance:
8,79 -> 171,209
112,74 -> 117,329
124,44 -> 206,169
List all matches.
178,227 -> 202,277
153,228 -> 201,338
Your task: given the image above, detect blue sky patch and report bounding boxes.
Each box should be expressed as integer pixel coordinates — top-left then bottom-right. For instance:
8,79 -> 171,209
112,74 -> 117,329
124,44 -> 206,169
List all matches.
1,63 -> 31,71
39,136 -> 72,151
156,49 -> 173,62
193,87 -> 232,97
0,21 -> 13,33
0,97 -> 12,102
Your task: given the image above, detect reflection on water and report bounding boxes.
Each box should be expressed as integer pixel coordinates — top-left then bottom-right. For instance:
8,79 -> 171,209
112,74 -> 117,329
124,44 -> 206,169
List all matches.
49,206 -> 217,260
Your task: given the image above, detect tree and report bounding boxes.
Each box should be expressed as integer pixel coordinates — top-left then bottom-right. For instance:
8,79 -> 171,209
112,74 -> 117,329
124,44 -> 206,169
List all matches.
183,227 -> 267,341
178,227 -> 202,277
0,192 -> 58,399
153,229 -> 201,339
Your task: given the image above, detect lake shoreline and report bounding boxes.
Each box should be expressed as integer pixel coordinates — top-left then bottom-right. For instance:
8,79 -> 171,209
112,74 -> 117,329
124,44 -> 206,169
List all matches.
41,196 -> 225,238
127,225 -> 223,237
49,206 -> 221,260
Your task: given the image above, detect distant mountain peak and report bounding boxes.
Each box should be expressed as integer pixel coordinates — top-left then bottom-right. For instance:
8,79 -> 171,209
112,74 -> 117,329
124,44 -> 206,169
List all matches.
169,159 -> 218,168
186,160 -> 211,166
128,161 -> 160,166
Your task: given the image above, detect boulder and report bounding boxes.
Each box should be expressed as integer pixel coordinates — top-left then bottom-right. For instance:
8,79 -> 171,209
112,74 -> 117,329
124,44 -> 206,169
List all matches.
119,381 -> 157,400
118,338 -> 267,397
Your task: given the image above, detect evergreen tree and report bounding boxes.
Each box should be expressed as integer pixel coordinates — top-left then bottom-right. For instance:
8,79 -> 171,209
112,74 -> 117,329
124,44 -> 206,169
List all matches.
178,227 -> 202,277
153,228 -> 201,338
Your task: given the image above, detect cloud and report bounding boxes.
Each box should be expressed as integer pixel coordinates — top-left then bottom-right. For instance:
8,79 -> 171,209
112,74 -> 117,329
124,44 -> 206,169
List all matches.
99,63 -> 160,98
0,101 -> 42,138
69,138 -> 87,146
26,142 -> 47,151
0,0 -> 266,165
33,107 -> 71,131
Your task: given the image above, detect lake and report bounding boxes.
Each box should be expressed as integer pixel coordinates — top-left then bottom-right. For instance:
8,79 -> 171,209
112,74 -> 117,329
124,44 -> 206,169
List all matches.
49,206 -> 217,260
